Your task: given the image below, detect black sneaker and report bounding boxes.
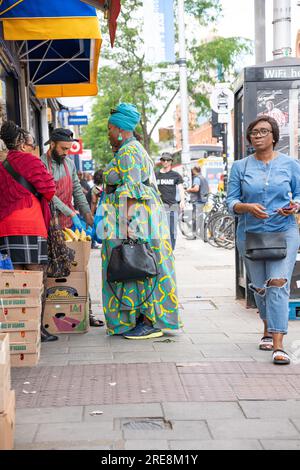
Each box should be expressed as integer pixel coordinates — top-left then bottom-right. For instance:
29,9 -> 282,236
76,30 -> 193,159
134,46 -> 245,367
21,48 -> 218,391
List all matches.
123,323 -> 163,340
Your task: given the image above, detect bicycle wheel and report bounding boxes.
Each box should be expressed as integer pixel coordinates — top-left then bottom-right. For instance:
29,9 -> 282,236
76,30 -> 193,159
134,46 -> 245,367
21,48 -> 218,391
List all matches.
213,214 -> 235,249
179,213 -> 196,240
204,212 -> 223,247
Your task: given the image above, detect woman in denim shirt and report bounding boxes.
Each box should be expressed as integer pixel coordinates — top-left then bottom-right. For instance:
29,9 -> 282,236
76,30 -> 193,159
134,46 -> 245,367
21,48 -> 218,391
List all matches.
227,116 -> 300,365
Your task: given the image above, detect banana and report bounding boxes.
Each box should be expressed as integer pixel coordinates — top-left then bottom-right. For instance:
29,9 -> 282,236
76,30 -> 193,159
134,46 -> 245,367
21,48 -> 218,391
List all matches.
63,230 -> 72,242
64,228 -> 77,241
86,235 -> 92,241
74,229 -> 81,241
80,229 -> 86,241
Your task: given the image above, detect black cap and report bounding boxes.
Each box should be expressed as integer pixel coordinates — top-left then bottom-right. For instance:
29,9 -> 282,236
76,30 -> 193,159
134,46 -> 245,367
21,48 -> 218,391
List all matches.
160,152 -> 173,161
44,128 -> 78,145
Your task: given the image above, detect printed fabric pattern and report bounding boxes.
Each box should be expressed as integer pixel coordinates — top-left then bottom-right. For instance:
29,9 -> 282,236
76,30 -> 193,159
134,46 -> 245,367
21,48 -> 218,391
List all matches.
101,139 -> 181,335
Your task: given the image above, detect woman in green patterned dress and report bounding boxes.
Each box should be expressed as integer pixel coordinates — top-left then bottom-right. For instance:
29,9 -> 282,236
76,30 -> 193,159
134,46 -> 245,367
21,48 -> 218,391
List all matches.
101,103 -> 181,339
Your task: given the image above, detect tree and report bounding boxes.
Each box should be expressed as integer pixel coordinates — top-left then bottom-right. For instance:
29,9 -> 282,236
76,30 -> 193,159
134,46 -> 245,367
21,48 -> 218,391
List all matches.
83,0 -> 251,166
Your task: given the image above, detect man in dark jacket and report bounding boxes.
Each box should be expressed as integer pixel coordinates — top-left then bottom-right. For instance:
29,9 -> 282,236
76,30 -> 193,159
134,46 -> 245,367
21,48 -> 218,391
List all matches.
156,152 -> 185,250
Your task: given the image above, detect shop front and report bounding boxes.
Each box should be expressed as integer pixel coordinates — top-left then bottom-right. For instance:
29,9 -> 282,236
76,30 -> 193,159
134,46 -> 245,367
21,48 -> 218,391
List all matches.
0,0 -> 102,152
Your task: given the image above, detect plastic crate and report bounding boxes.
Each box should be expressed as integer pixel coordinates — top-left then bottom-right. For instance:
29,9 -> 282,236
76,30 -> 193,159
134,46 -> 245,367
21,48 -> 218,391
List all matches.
289,300 -> 300,321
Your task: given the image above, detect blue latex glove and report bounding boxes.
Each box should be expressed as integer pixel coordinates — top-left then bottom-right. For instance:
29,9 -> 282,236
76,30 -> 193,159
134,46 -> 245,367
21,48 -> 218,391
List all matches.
72,215 -> 82,232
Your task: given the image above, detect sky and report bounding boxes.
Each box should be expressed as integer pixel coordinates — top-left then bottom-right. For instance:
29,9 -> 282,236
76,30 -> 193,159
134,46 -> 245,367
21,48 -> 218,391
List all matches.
218,0 -> 300,61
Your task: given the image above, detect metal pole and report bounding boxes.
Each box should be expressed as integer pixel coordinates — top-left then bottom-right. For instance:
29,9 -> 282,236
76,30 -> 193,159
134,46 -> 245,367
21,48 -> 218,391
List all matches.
273,0 -> 292,59
254,0 -> 266,64
40,100 -> 49,155
177,0 -> 190,167
222,123 -> 228,193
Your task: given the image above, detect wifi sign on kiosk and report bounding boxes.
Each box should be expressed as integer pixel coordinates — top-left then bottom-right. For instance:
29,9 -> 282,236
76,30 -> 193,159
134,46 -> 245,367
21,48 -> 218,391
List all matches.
68,139 -> 83,155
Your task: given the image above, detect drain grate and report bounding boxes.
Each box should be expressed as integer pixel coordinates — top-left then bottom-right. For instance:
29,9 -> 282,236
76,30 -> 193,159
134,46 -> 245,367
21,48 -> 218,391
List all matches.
121,418 -> 172,431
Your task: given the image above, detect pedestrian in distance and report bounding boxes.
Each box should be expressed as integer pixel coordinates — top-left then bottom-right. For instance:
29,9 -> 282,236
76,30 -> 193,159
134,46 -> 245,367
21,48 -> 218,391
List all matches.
102,102 -> 181,339
186,166 -> 209,239
227,115 -> 300,365
77,170 -> 90,196
86,169 -> 104,216
156,152 -> 185,250
84,172 -> 94,189
87,169 -> 104,250
0,121 -> 57,342
41,128 -> 104,328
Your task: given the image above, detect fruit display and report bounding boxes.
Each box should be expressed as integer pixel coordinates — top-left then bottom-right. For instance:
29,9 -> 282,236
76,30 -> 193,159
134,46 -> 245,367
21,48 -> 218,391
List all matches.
63,228 -> 92,242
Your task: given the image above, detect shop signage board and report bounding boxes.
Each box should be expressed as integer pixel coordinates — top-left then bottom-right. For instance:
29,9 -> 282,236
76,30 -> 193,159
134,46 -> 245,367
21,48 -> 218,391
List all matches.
68,115 -> 88,126
68,139 -> 83,155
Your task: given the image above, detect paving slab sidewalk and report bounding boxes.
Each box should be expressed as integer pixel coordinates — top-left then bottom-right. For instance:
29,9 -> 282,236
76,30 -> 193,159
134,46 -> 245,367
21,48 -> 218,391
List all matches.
12,234 -> 300,450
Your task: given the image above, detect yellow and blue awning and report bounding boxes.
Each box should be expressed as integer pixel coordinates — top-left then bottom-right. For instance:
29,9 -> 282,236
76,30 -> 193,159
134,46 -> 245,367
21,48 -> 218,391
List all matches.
0,0 -> 102,98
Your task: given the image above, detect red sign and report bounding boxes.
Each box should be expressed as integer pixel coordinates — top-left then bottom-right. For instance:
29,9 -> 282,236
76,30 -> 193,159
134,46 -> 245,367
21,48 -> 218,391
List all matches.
80,0 -> 121,47
68,139 -> 83,155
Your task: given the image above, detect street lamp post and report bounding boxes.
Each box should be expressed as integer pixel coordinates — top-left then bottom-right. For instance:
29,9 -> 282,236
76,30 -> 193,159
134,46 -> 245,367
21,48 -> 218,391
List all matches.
254,0 -> 266,64
273,0 -> 292,58
177,0 -> 190,181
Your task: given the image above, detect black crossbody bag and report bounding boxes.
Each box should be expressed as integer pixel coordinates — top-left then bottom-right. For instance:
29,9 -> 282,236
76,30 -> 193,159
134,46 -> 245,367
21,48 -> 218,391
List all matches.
2,159 -> 42,200
241,157 -> 287,261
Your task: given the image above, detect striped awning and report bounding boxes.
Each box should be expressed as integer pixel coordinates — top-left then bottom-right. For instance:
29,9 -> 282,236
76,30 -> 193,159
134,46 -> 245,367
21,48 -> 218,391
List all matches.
0,0 -> 102,98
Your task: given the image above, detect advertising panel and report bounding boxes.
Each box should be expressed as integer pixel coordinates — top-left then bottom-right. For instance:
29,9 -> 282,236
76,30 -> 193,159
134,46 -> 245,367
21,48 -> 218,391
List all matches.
257,88 -> 300,159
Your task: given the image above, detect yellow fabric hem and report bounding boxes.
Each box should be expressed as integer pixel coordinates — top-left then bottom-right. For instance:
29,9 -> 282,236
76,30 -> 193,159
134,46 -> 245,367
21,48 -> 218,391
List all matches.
3,17 -> 101,40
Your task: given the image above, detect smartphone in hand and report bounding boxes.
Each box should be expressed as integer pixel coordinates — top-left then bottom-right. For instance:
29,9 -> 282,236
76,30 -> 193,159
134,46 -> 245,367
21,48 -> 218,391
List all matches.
280,202 -> 298,212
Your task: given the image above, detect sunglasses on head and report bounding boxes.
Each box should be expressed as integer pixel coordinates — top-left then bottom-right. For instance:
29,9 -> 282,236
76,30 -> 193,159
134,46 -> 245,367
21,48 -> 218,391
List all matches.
110,108 -> 117,115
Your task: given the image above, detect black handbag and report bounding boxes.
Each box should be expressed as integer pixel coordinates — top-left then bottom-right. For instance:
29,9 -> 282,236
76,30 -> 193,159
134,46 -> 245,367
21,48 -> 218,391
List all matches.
245,232 -> 287,261
107,239 -> 159,308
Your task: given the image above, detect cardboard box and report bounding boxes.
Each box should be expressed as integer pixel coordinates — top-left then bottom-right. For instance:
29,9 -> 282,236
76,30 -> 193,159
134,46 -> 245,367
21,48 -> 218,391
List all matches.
0,297 -> 41,322
0,320 -> 40,343
10,341 -> 40,355
0,334 -> 11,414
46,272 -> 88,300
43,298 -> 89,334
0,270 -> 43,291
0,390 -> 15,450
0,367 -> 11,414
0,333 -> 9,365
68,241 -> 91,272
10,351 -> 40,368
0,286 -> 42,298
0,333 -> 10,396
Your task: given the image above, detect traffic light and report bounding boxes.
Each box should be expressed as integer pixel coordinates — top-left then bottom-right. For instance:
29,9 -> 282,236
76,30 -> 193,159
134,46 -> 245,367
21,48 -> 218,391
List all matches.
211,111 -> 222,139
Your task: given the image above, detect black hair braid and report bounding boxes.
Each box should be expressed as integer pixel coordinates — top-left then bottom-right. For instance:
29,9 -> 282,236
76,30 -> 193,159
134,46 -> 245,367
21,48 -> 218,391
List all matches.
0,121 -> 30,150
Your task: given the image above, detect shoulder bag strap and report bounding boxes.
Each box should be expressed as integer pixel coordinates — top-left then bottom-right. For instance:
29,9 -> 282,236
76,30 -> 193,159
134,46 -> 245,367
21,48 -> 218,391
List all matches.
241,156 -> 251,232
108,276 -> 158,309
2,159 -> 42,200
108,250 -> 159,309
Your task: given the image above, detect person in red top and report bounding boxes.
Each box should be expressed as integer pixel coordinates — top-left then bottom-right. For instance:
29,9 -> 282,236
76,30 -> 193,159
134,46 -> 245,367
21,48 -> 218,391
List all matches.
0,121 -> 57,342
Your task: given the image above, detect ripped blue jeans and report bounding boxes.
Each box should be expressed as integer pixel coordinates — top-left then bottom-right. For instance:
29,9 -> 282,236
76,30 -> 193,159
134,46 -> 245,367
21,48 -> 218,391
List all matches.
237,227 -> 300,335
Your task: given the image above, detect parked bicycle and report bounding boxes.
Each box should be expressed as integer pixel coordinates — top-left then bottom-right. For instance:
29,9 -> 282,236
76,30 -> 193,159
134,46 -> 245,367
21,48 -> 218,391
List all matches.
179,192 -> 235,250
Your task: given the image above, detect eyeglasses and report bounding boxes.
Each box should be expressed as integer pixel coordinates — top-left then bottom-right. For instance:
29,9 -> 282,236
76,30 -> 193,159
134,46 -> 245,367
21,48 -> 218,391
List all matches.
249,128 -> 273,137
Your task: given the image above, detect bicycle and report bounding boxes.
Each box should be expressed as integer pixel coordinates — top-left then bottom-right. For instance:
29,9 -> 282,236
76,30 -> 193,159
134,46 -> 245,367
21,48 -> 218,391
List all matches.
179,192 -> 235,250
